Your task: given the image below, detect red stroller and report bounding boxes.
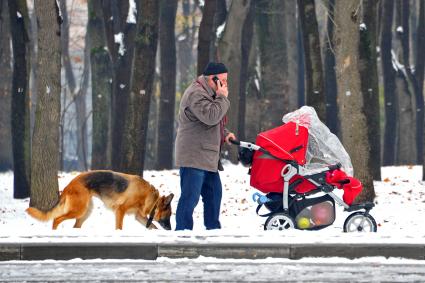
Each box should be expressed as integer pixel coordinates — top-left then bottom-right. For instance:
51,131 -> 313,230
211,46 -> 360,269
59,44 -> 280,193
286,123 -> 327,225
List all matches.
232,106 -> 377,232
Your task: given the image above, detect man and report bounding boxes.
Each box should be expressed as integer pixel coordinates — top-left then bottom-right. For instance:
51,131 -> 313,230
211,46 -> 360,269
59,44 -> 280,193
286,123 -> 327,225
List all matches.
175,62 -> 236,230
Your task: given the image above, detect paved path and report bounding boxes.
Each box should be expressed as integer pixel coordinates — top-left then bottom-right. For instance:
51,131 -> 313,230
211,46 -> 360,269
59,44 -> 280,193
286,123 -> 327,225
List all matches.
1,258 -> 425,282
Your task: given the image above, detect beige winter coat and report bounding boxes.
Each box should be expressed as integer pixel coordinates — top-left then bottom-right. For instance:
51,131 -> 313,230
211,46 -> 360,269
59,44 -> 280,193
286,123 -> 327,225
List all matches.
175,76 -> 230,172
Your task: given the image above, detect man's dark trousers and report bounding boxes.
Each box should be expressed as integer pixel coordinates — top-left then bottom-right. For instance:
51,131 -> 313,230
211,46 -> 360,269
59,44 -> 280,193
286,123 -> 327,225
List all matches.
175,167 -> 222,230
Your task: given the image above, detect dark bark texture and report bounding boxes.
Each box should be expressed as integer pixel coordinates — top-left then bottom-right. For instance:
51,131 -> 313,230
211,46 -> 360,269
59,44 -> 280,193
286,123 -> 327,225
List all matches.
359,0 -> 381,180
157,0 -> 177,170
0,0 -> 13,172
8,0 -> 31,198
298,0 -> 326,121
380,0 -> 397,166
334,0 -> 375,202
120,0 -> 159,175
197,0 -> 217,75
30,0 -> 61,209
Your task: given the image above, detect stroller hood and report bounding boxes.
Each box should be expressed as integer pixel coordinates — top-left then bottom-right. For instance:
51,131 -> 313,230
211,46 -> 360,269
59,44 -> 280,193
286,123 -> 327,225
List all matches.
282,106 -> 353,176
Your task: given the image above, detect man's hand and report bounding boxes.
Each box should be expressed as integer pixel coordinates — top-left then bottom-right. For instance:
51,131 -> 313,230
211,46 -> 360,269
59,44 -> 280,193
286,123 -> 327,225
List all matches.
216,80 -> 228,98
225,132 -> 236,145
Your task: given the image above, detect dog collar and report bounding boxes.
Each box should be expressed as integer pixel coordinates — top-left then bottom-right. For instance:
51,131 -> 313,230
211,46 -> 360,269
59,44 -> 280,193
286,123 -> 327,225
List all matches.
146,203 -> 158,229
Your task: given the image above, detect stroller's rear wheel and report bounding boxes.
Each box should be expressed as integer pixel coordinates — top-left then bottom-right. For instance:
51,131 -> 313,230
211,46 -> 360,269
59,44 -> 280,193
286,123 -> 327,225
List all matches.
264,213 -> 295,231
343,212 -> 377,232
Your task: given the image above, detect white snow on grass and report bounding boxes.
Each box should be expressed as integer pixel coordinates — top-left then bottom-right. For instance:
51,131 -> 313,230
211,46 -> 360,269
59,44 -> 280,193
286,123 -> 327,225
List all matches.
0,164 -> 424,244
114,32 -> 126,56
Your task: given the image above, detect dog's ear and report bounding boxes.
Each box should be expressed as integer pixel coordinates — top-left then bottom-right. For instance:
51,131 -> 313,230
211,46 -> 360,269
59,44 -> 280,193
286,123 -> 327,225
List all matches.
164,193 -> 174,206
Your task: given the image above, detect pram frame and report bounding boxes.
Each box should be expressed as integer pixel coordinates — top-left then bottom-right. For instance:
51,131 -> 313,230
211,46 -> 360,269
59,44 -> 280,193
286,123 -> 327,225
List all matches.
234,140 -> 350,211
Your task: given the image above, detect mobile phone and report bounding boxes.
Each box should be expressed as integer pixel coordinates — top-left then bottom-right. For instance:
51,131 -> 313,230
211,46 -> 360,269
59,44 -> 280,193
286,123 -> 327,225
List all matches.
212,76 -> 220,86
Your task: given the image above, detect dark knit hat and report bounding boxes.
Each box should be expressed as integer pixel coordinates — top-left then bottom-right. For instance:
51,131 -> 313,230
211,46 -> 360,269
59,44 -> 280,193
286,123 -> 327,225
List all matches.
202,62 -> 228,76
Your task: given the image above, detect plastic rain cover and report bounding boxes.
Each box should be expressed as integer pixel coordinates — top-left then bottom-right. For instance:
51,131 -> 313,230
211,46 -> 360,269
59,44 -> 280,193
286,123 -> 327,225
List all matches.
282,106 -> 354,176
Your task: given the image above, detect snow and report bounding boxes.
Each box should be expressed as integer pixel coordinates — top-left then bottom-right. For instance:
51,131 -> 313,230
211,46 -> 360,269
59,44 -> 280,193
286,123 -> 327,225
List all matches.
46,85 -> 50,94
126,0 -> 137,24
114,32 -> 126,56
397,26 -> 404,33
345,90 -> 351,96
0,164 -> 424,244
216,23 -> 226,38
359,23 -> 367,31
16,12 -> 22,18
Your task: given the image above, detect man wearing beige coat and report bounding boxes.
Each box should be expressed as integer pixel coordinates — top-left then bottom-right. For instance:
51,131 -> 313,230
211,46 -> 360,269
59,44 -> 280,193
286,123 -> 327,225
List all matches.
175,62 -> 236,230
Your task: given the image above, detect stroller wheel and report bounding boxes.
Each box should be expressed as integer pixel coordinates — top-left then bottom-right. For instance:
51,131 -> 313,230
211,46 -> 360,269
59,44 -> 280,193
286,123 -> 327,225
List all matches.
264,213 -> 295,231
343,212 -> 377,232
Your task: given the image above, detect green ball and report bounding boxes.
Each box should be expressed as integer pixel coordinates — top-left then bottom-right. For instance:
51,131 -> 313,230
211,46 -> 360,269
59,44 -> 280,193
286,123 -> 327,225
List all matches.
297,217 -> 311,229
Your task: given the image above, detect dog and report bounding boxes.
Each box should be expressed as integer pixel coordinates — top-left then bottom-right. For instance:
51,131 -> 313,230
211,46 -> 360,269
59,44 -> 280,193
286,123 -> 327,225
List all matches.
26,170 -> 174,230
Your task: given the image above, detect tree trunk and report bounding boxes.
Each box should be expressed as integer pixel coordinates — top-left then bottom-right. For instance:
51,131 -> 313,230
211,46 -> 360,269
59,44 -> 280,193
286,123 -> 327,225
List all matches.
177,0 -> 194,92
217,0 -> 251,163
8,0 -> 31,199
358,0 -> 381,181
238,3 -> 255,142
396,0 -> 417,165
380,0 -> 397,166
323,0 -> 338,135
298,0 -> 326,121
157,0 -> 177,170
88,0 -> 113,170
414,0 -> 424,165
334,0 -> 375,202
0,0 -> 13,172
285,0 -> 298,112
197,0 -> 217,75
256,0 -> 290,130
416,1 -> 425,179
109,0 -> 137,171
59,0 -> 87,171
30,0 -> 61,210
120,0 -> 159,175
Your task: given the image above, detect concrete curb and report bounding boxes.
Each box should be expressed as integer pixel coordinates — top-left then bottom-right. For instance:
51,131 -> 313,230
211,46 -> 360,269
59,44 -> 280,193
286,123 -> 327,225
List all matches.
1,243 -> 424,261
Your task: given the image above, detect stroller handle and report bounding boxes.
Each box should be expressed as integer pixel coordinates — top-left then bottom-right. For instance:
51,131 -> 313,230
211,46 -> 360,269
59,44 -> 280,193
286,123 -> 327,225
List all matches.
230,139 -> 262,151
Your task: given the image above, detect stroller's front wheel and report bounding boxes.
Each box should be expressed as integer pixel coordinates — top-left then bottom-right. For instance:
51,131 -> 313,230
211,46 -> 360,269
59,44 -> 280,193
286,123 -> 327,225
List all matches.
264,213 -> 295,231
343,211 -> 377,232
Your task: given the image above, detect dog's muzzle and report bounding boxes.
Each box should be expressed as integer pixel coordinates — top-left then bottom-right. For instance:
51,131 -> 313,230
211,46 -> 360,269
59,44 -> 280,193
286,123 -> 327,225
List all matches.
158,219 -> 172,230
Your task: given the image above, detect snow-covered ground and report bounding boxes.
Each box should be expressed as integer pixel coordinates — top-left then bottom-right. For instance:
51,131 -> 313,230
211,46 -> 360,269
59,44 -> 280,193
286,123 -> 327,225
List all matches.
0,164 -> 424,244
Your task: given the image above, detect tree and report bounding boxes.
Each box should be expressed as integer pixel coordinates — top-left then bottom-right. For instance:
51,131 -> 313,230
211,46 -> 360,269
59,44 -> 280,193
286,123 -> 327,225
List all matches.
0,0 -> 13,172
120,0 -> 159,175
197,0 -> 217,75
30,0 -> 61,210
255,0 -> 290,130
59,0 -> 88,171
380,0 -> 397,166
156,0 -> 177,170
416,1 -> 425,180
217,0 -> 251,163
8,0 -> 31,198
298,0 -> 326,121
359,0 -> 381,180
88,0 -> 113,170
334,0 -> 375,201
177,0 -> 195,92
107,0 -> 138,171
395,0 -> 417,165
323,0 -> 338,135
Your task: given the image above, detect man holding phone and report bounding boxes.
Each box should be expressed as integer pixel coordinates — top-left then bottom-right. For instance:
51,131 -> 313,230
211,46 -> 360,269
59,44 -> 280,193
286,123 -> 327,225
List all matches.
174,62 -> 236,230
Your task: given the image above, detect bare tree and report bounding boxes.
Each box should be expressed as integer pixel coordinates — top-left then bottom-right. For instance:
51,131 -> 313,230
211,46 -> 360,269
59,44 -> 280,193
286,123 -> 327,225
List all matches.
217,0 -> 251,163
197,0 -> 217,75
334,0 -> 375,201
0,0 -> 13,172
255,0 -> 290,130
88,0 -> 112,170
416,1 -> 425,180
157,0 -> 178,170
298,0 -> 326,121
30,0 -> 61,209
59,0 -> 87,171
380,0 -> 397,166
323,0 -> 338,135
8,0 -> 31,198
120,0 -> 159,175
359,0 -> 381,181
177,0 -> 195,92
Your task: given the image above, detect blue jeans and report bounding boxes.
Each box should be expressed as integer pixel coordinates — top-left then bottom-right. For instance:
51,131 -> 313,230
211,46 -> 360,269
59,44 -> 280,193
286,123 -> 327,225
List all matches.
175,167 -> 222,230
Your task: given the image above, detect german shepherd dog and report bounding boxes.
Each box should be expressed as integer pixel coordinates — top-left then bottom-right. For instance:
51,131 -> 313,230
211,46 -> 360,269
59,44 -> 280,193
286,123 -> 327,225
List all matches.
26,170 -> 174,230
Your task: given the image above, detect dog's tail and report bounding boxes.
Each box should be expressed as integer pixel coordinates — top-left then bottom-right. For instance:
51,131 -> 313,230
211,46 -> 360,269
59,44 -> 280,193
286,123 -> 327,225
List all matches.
26,196 -> 66,222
